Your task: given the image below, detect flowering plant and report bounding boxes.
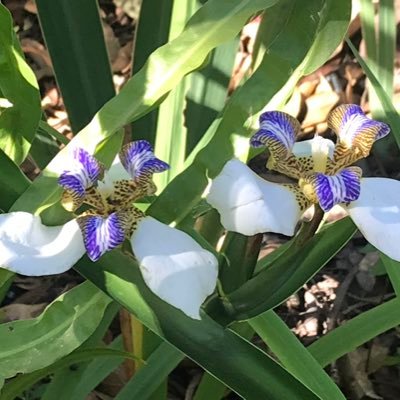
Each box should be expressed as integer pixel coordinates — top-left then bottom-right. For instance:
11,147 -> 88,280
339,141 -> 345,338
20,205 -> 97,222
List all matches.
208,104 -> 400,262
1,0 -> 399,399
0,141 -> 218,319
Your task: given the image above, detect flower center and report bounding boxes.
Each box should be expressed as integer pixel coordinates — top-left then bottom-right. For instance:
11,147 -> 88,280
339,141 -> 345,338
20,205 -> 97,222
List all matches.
58,141 -> 169,261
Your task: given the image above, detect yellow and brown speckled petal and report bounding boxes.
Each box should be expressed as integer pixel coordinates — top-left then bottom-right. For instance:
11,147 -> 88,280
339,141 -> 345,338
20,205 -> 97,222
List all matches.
328,104 -> 390,167
107,179 -> 157,209
268,154 -> 304,180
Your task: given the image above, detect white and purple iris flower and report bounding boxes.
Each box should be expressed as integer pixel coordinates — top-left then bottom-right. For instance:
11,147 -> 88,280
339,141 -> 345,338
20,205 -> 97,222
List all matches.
207,104 -> 400,262
0,140 -> 218,319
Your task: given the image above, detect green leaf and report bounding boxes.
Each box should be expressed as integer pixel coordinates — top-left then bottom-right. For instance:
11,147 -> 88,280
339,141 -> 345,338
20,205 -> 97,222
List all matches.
51,343 -> 124,400
377,0 -> 395,98
29,124 -> 60,169
154,0 -> 200,190
360,0 -> 377,62
1,346 -> 138,400
149,0 -> 351,225
208,218 -> 356,322
219,233 -> 262,293
359,0 -> 398,157
39,302 -> 120,400
75,253 -> 320,400
0,3 -> 41,163
131,0 -> 173,144
0,269 -> 13,305
10,0 -> 278,218
36,0 -> 116,132
308,298 -> 400,367
115,342 -> 184,400
302,0 -> 351,75
185,38 -> 238,155
381,254 -> 400,297
250,311 -> 346,400
89,0 -> 278,136
0,148 -> 30,211
0,281 -> 111,379
193,373 -> 228,400
37,120 -> 69,145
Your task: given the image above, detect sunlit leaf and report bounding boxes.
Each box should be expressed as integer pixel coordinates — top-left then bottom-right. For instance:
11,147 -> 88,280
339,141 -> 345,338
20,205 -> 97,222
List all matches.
0,4 -> 41,163
0,281 -> 111,379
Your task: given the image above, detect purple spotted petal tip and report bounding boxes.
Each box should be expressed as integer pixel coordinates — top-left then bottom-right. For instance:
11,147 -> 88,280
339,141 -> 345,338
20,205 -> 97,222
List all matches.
119,140 -> 169,179
314,167 -> 361,212
78,213 -> 126,262
250,111 -> 300,156
58,147 -> 103,199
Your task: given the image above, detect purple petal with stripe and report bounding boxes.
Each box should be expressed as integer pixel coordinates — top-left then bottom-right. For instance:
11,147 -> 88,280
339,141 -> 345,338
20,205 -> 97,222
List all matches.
58,148 -> 102,198
328,104 -> 390,144
79,213 -> 126,261
250,111 -> 300,152
120,140 -> 169,179
314,167 -> 361,212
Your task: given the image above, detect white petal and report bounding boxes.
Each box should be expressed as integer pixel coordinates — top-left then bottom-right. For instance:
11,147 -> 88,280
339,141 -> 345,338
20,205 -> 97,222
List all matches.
206,159 -> 301,236
97,154 -> 131,197
130,217 -> 218,319
292,137 -> 335,160
0,212 -> 85,275
346,178 -> 400,261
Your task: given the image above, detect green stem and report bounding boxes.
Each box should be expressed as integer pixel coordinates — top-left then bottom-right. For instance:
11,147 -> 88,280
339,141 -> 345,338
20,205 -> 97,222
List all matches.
294,205 -> 325,247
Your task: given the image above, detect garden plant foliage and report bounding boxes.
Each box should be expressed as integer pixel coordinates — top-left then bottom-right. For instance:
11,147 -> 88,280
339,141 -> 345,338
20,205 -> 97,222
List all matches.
0,0 -> 399,399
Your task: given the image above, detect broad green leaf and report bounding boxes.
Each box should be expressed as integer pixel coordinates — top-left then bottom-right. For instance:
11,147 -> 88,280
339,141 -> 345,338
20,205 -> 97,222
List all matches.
193,373 -> 227,400
39,302 -> 120,400
133,322 -> 168,400
250,311 -> 346,400
11,0 -> 278,218
360,0 -> 377,62
191,320 -> 255,400
51,344 -> 125,400
37,120 -> 69,145
29,125 -> 60,169
75,254 -> 320,400
149,0 -> 351,224
309,298 -> 400,367
154,0 -> 199,190
360,0 -> 395,106
360,0 -> 398,157
84,0 -> 277,136
0,4 -> 41,163
36,0 -> 116,132
0,269 -> 13,305
302,0 -> 351,75
1,346 -> 137,400
381,254 -> 400,297
115,342 -> 184,400
219,233 -> 262,293
207,218 -> 356,322
185,37 -> 238,154
0,281 -> 111,379
0,148 -> 30,212
377,0 -> 395,98
131,0 -> 174,144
